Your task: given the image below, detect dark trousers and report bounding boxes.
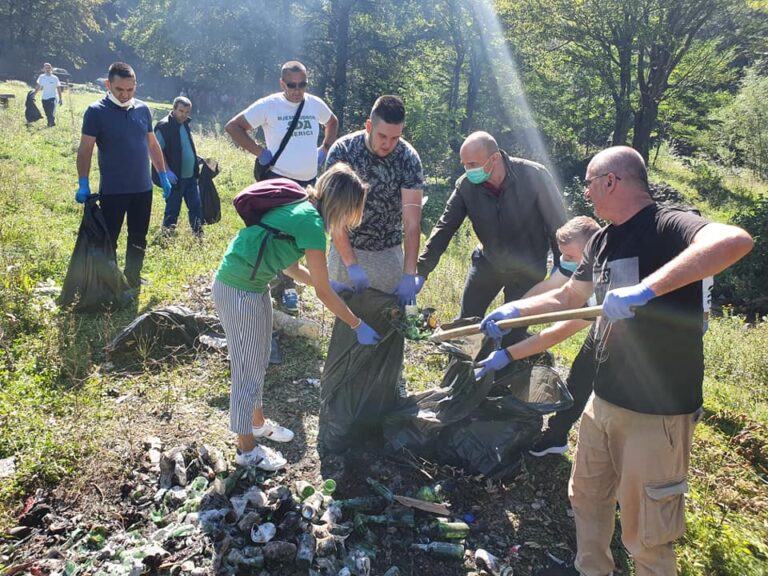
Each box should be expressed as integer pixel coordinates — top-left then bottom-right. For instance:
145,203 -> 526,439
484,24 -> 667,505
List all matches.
459,248 -> 544,346
547,328 -> 597,438
42,98 -> 56,126
162,177 -> 202,235
263,170 -> 316,294
100,191 -> 153,287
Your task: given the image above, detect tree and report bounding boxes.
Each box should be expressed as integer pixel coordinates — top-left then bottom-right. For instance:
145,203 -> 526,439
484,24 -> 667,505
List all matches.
0,0 -> 104,73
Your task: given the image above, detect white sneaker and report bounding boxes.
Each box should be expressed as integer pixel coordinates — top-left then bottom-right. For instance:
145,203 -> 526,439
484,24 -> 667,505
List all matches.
235,445 -> 287,471
252,420 -> 295,443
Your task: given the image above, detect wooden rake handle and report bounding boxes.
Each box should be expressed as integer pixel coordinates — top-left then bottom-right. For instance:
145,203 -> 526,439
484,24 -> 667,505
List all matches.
429,305 -> 603,343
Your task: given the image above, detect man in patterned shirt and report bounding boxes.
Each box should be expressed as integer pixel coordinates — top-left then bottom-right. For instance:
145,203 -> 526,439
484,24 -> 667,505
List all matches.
326,95 -> 424,306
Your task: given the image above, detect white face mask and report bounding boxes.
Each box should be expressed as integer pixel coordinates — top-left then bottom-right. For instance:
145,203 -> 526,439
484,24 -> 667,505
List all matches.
107,91 -> 135,109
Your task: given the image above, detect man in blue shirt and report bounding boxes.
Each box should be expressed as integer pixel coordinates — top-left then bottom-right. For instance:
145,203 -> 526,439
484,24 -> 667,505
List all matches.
75,62 -> 173,289
153,96 -> 203,238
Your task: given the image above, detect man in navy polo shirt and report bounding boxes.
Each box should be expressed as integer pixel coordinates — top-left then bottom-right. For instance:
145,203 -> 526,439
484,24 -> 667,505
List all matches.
75,62 -> 173,289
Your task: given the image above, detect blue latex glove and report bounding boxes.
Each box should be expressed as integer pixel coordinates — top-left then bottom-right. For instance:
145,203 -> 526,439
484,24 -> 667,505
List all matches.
158,171 -> 173,200
258,148 -> 273,166
75,177 -> 90,203
354,320 -> 380,345
395,274 -> 418,307
166,169 -> 178,185
330,279 -> 353,294
474,349 -> 512,381
317,146 -> 328,166
415,275 -> 425,294
346,264 -> 370,293
480,302 -> 520,340
602,283 -> 656,321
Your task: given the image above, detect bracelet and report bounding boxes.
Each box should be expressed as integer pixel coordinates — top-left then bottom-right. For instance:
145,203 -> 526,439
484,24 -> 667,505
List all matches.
350,317 -> 362,330
503,348 -> 515,362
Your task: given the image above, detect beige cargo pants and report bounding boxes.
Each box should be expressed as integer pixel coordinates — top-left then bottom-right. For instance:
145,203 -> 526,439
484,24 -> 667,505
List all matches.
569,394 -> 702,576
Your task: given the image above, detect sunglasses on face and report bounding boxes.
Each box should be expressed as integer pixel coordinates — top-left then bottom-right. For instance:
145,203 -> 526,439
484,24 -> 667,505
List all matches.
284,81 -> 308,90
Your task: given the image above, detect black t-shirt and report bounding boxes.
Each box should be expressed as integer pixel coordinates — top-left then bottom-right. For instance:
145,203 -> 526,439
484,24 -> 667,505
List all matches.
574,204 -> 709,415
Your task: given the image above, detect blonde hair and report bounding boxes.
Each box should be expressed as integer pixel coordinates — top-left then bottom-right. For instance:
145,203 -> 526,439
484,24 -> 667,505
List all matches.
309,163 -> 367,237
556,215 -> 600,246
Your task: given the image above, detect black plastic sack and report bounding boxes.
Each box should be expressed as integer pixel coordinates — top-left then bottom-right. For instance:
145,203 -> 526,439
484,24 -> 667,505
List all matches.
106,305 -> 226,354
318,289 -> 404,455
198,157 -> 221,225
25,91 -> 42,123
59,196 -> 132,312
382,318 -> 573,478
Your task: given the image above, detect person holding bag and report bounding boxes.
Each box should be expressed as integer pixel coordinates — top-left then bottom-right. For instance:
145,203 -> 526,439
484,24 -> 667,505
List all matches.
212,163 -> 378,470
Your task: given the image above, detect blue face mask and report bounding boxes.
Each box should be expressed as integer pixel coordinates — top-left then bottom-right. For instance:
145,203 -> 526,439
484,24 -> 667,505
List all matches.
559,258 -> 579,273
465,155 -> 494,185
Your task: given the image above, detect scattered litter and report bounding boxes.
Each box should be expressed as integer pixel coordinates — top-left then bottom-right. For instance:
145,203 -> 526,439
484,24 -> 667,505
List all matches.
0,456 -> 16,478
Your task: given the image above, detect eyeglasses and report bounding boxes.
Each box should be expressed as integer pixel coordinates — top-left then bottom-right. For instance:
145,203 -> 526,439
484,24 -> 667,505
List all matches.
583,173 -> 621,187
284,81 -> 308,90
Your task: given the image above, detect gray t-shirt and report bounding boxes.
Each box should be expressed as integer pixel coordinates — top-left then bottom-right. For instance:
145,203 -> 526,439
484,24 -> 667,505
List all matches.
327,130 -> 423,251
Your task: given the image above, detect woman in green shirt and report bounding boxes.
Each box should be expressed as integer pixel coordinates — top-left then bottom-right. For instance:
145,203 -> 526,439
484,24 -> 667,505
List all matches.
213,163 -> 379,470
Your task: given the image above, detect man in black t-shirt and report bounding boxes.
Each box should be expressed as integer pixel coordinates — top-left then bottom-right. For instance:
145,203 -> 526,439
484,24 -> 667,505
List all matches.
479,146 -> 753,576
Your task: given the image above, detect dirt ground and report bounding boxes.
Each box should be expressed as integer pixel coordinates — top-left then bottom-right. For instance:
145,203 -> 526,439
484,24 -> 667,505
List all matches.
1,282 -> 631,576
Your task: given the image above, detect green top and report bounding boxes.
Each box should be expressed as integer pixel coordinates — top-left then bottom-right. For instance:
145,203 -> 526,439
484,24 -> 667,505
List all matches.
216,200 -> 326,292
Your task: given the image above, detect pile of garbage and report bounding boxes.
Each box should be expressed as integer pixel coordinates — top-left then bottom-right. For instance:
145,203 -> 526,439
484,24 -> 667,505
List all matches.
3,440 -> 517,576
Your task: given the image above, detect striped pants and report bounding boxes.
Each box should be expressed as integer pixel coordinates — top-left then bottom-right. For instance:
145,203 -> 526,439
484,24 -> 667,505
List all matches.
212,279 -> 273,435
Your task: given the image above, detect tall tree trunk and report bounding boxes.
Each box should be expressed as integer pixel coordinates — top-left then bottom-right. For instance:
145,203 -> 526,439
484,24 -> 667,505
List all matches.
632,95 -> 658,162
461,45 -> 480,136
330,0 -> 354,132
611,42 -> 634,145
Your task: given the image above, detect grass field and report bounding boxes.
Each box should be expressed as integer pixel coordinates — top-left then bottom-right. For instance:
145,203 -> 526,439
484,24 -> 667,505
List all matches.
1,80 -> 767,574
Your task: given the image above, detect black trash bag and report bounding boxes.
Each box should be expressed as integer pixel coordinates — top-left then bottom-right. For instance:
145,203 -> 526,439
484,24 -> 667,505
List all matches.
59,196 -> 132,312
318,289 -> 404,455
436,396 -> 543,478
382,317 -> 573,478
198,157 -> 221,225
106,305 -> 225,354
25,90 -> 42,123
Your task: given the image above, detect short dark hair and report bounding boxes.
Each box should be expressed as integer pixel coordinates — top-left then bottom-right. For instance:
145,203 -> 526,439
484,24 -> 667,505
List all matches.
281,61 -> 307,79
370,95 -> 405,125
173,96 -> 192,109
108,62 -> 136,83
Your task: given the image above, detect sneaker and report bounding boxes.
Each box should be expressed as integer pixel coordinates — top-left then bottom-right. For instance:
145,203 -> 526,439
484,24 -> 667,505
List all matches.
253,420 -> 295,443
235,444 -> 287,471
281,288 -> 299,315
529,429 -> 568,457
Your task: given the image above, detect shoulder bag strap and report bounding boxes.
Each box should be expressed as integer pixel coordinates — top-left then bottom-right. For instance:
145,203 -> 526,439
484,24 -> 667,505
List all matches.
265,99 -> 305,170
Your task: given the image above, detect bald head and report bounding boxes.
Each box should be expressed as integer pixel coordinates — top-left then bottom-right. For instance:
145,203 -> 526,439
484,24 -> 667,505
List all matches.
461,131 -> 499,157
588,146 -> 648,188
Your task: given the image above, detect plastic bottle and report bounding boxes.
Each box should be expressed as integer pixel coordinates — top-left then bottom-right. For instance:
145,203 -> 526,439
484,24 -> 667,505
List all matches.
410,542 -> 465,559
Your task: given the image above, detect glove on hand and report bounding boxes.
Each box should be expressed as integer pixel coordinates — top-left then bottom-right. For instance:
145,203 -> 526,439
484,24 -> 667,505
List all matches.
395,274 -> 418,307
602,283 -> 656,321
75,177 -> 90,203
158,171 -> 173,200
166,169 -> 178,185
354,320 -> 380,346
415,275 -> 425,294
474,349 -> 512,381
330,279 -> 353,294
317,146 -> 328,166
346,264 -> 370,293
480,302 -> 521,340
258,148 -> 273,166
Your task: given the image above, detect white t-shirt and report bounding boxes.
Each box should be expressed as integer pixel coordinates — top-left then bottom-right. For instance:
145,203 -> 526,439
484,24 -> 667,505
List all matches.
37,74 -> 61,100
243,92 -> 332,182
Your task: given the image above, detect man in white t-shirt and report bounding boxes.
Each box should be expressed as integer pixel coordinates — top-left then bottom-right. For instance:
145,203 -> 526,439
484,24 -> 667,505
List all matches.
225,61 -> 338,328
33,63 -> 63,127
225,60 -> 338,186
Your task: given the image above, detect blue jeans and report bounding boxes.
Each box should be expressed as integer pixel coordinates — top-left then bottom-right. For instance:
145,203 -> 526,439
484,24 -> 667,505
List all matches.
163,177 -> 202,234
